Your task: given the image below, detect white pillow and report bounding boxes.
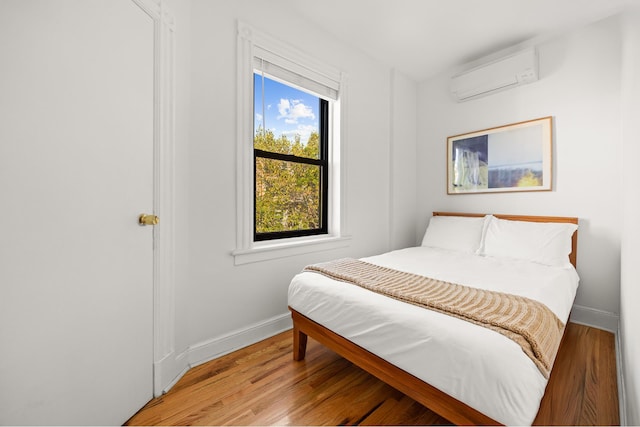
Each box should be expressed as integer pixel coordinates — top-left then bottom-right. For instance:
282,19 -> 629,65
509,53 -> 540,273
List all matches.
482,216 -> 578,268
421,215 -> 489,254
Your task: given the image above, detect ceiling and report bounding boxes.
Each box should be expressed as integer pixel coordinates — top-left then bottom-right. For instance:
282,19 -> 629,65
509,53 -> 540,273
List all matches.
283,0 -> 632,82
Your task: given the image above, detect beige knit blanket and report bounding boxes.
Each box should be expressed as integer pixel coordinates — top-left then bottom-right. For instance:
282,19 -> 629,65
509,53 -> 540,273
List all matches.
304,258 -> 564,378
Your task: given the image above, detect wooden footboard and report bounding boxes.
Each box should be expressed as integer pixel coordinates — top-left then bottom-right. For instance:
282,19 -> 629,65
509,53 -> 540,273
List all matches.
289,308 -> 501,426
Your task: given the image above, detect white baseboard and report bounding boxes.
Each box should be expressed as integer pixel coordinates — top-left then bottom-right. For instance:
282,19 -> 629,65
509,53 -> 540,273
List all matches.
616,323 -> 627,426
156,312 -> 293,394
154,350 -> 189,396
569,304 -> 619,332
187,312 -> 293,367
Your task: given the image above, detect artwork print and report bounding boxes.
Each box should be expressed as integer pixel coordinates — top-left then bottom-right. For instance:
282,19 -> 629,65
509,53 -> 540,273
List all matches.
447,117 -> 552,194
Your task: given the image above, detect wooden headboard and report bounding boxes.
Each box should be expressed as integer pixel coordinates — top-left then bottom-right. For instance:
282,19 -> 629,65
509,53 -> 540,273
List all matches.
432,212 -> 579,268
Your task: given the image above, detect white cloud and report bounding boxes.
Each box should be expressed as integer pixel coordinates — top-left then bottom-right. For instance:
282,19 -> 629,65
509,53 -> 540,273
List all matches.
277,98 -> 315,124
277,99 -> 290,116
282,124 -> 318,145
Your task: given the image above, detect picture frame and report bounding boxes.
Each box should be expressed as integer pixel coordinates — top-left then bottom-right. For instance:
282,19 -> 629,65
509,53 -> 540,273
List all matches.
447,116 -> 553,194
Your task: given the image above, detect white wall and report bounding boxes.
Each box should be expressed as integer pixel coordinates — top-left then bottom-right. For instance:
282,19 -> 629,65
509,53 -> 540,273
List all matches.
390,70 -> 419,250
166,0 -> 417,381
417,16 -> 622,318
620,7 -> 640,425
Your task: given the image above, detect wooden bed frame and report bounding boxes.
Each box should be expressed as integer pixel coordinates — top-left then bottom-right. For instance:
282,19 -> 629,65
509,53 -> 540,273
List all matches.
289,212 -> 579,426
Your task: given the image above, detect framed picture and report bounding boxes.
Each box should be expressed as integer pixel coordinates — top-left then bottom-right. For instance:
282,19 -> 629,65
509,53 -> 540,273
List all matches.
447,116 -> 553,194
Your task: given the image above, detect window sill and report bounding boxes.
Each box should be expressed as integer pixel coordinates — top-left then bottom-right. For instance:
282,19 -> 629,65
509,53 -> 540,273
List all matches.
232,235 -> 351,265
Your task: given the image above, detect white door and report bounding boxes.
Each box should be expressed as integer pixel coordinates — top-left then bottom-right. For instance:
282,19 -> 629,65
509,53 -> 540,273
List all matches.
0,1 -> 155,424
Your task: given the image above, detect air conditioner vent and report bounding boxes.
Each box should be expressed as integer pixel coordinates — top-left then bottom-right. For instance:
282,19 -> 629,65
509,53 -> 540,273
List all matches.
451,48 -> 538,102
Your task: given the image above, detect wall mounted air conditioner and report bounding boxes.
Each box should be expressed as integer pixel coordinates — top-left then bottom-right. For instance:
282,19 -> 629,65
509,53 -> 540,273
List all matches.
450,48 -> 538,102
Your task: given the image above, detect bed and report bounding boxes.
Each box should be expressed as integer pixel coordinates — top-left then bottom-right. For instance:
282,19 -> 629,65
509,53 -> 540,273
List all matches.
287,212 -> 579,426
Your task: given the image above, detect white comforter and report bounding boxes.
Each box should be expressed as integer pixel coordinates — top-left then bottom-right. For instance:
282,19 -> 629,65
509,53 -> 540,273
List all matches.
287,246 -> 579,426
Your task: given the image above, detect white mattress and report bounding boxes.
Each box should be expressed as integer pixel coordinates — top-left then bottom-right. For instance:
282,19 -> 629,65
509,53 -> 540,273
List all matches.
287,246 -> 579,426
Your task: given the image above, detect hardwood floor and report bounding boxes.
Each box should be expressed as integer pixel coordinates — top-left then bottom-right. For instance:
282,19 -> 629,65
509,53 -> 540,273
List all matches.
533,323 -> 619,425
126,322 -> 618,426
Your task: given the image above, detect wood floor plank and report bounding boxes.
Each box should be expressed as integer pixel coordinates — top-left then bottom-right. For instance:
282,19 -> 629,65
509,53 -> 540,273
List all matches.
126,322 -> 618,426
359,393 -> 450,426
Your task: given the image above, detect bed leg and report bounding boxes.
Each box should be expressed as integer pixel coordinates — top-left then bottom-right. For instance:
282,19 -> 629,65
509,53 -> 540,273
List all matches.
293,324 -> 308,361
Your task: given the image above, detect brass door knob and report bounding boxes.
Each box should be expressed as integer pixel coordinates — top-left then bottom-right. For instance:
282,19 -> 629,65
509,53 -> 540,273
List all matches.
139,213 -> 159,226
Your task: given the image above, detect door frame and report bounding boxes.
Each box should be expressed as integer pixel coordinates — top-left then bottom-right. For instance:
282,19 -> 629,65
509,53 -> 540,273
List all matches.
131,0 -> 176,397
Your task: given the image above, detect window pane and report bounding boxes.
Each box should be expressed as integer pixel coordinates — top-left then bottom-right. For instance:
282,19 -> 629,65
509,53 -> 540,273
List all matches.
254,73 -> 320,160
255,157 -> 321,233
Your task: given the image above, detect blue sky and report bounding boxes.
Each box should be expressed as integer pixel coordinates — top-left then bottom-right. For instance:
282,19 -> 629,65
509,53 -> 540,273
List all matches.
254,73 -> 319,145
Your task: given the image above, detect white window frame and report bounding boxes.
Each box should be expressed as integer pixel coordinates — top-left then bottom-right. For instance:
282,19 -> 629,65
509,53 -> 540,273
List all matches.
233,22 -> 350,265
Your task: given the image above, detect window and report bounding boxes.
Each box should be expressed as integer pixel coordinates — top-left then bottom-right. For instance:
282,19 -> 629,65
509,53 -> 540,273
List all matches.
234,22 -> 349,264
253,72 -> 328,241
